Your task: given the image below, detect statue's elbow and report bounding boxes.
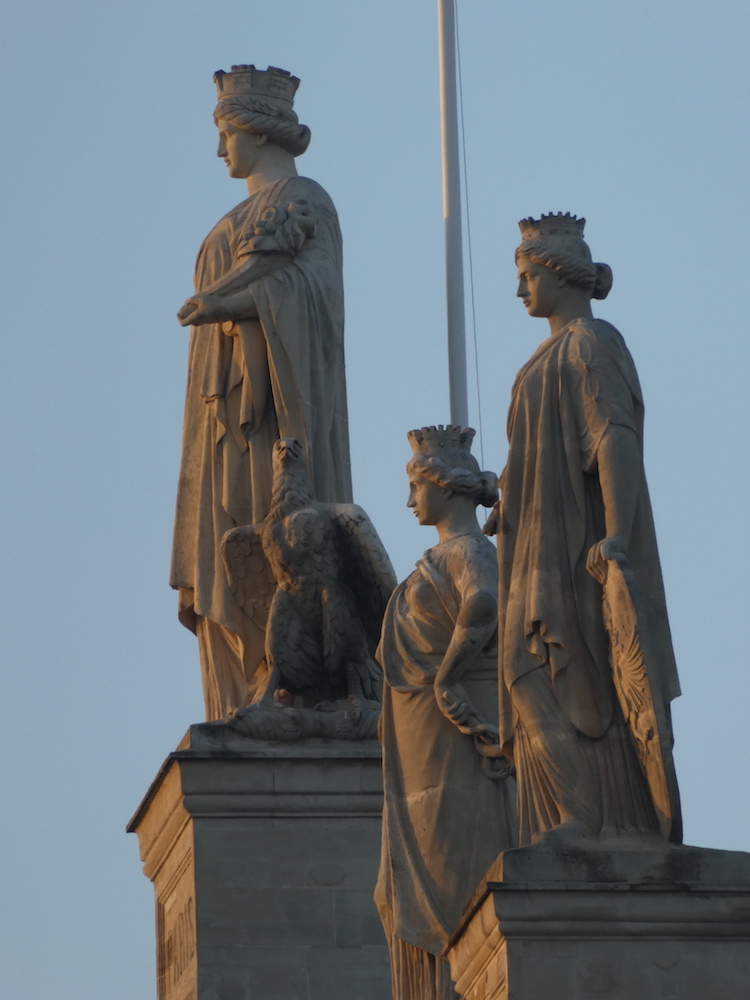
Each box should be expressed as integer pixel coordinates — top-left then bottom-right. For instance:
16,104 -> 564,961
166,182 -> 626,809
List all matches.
466,589 -> 498,628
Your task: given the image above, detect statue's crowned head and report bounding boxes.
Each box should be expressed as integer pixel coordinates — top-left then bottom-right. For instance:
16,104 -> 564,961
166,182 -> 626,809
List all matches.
213,64 -> 311,157
516,212 -> 612,300
406,426 -> 498,507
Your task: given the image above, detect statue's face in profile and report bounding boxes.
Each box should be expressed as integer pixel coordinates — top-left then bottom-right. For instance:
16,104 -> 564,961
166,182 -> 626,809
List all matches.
516,256 -> 565,318
216,119 -> 266,178
407,472 -> 450,526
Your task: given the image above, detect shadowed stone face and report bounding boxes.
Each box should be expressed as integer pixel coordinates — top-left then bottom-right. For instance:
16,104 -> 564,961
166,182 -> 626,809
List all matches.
215,118 -> 267,178
516,255 -> 566,319
406,471 -> 450,526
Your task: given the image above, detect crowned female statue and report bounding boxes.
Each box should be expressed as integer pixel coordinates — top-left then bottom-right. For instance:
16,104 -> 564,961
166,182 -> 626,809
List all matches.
489,213 -> 682,845
375,426 -> 517,1000
170,66 -> 351,720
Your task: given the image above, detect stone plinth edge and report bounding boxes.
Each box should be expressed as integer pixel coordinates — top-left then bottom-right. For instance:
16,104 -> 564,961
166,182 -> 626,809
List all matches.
447,842 -> 750,1000
127,723 -> 382,833
126,724 -> 389,1000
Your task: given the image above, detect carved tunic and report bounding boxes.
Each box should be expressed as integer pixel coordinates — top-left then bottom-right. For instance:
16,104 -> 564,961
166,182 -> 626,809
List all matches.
497,318 -> 680,841
375,534 -> 516,974
170,176 -> 352,647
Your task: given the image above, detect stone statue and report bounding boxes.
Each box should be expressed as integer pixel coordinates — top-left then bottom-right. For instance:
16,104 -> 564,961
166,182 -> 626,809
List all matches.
221,437 -> 396,741
486,213 -> 681,846
375,426 -> 517,1000
170,65 -> 351,720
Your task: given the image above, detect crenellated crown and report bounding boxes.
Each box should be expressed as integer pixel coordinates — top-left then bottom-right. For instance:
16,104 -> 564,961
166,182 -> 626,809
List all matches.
407,425 -> 475,456
518,212 -> 586,242
214,65 -> 301,106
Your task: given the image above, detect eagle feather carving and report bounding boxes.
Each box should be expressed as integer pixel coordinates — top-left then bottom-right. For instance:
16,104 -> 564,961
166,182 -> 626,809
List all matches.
221,438 -> 396,709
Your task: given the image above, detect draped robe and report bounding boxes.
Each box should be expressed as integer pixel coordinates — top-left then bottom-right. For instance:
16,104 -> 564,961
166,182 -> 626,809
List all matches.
496,318 -> 680,841
170,176 -> 352,717
376,534 -> 517,999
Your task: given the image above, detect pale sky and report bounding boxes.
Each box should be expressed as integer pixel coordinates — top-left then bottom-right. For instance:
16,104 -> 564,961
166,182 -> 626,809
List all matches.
2,1 -> 749,996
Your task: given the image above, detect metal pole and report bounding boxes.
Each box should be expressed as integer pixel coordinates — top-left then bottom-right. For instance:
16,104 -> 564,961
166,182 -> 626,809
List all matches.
437,0 -> 468,428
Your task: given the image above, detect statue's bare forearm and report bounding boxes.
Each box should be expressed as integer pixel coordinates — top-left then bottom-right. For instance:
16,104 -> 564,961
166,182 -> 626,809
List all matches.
436,589 -> 497,690
597,424 -> 641,549
433,589 -> 499,737
177,287 -> 257,326
200,251 -> 293,299
177,252 -> 294,327
217,288 -> 259,321
586,424 -> 641,582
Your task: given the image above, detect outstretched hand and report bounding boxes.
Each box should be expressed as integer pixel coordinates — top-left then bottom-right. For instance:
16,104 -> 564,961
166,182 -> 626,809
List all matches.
436,682 -> 499,739
586,535 -> 627,585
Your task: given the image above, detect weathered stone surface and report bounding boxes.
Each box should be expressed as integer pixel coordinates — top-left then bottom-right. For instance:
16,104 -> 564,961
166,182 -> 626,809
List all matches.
128,724 -> 389,1000
170,64 -> 353,721
376,426 -> 517,999
489,212 -> 681,846
220,436 -> 395,739
447,842 -> 750,1000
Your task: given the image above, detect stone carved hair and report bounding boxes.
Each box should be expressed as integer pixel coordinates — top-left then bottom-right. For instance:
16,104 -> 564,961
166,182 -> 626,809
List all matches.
214,95 -> 311,157
515,213 -> 613,300
407,426 -> 498,508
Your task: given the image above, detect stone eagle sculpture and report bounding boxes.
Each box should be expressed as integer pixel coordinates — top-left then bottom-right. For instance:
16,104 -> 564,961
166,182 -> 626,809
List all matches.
221,438 -> 396,734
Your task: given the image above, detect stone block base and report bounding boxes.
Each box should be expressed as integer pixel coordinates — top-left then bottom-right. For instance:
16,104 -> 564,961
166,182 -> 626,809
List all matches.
447,842 -> 750,1000
128,723 -> 390,1000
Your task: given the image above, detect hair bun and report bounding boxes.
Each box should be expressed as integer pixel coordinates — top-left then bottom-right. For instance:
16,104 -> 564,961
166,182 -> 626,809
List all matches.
479,471 -> 499,507
592,262 -> 613,300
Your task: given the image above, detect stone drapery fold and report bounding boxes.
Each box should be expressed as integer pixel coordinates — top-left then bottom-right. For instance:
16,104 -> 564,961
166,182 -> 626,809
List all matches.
497,318 -> 680,748
170,176 -> 352,646
375,534 -> 516,971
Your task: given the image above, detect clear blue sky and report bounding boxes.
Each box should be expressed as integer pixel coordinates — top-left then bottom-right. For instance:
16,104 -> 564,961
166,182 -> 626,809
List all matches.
1,1 -> 749,996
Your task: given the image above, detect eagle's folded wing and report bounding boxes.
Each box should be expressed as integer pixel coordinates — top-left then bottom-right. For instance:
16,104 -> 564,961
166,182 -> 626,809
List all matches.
221,524 -> 275,628
329,503 -> 397,650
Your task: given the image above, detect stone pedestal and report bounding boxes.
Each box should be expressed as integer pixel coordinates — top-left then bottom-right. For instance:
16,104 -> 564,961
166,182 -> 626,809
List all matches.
128,723 -> 390,1000
447,842 -> 750,1000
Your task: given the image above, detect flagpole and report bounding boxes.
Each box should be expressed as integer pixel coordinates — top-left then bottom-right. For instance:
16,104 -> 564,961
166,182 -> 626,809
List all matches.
437,0 -> 468,428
